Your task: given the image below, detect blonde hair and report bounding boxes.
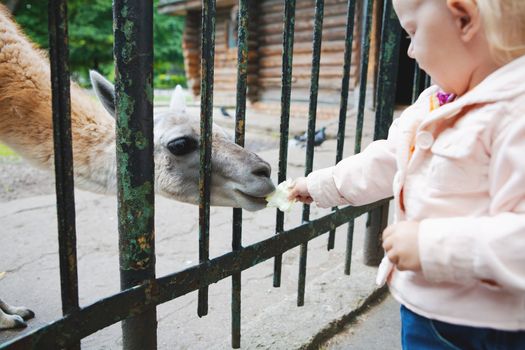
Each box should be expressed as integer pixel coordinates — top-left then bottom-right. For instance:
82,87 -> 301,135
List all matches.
477,0 -> 525,64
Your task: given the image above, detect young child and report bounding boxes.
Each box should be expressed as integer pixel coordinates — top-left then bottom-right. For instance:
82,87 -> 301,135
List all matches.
289,0 -> 525,348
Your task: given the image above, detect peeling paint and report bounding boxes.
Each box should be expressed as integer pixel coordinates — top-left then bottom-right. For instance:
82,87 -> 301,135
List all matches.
113,0 -> 156,347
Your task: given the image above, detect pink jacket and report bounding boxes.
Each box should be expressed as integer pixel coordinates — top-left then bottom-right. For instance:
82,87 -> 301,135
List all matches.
306,55 -> 525,330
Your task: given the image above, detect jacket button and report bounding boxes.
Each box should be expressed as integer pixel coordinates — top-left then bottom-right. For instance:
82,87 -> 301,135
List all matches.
415,131 -> 434,150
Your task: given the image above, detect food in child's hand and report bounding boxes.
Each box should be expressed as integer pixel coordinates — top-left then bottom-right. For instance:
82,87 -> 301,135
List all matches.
266,179 -> 296,212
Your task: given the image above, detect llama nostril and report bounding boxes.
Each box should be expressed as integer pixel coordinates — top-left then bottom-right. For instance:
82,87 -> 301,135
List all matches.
252,164 -> 271,178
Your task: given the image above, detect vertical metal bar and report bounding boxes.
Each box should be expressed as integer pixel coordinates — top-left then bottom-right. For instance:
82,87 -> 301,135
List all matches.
48,1 -> 80,349
424,72 -> 432,88
297,0 -> 324,307
363,0 -> 401,267
113,1 -> 156,349
411,63 -> 421,103
327,0 -> 356,251
354,0 -> 373,154
372,1 -> 401,143
344,220 -> 354,274
273,0 -> 296,288
363,205 -> 390,265
198,0 -> 216,318
344,0 -> 373,273
232,0 -> 248,347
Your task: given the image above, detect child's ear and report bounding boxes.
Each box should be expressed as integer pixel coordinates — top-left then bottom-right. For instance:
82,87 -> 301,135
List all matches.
446,0 -> 481,42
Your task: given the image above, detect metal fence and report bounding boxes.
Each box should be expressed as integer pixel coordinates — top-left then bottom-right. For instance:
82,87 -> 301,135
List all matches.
0,0 -> 430,349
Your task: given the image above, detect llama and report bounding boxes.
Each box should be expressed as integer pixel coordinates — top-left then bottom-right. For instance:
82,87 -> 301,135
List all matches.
0,5 -> 275,329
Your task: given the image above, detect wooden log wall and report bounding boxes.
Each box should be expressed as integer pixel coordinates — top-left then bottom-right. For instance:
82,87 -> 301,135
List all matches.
183,11 -> 201,97
180,0 -> 381,118
182,4 -> 259,106
213,4 -> 259,106
253,0 -> 363,118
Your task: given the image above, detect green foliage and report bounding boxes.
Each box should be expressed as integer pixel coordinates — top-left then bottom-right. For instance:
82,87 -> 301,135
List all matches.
11,1 -> 48,49
154,73 -> 187,89
0,144 -> 16,157
68,0 -> 114,83
11,0 -> 185,88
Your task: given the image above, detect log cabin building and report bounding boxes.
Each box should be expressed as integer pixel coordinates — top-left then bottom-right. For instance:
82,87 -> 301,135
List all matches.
158,0 -> 413,118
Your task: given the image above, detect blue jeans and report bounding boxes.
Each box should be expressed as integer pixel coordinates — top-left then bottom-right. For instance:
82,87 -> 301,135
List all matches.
400,305 -> 525,350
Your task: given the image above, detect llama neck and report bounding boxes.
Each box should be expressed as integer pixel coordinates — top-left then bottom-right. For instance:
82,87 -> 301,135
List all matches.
0,8 -> 118,194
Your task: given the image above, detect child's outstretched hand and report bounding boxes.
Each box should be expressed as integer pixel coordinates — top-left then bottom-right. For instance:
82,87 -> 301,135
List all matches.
382,221 -> 421,272
287,177 -> 313,204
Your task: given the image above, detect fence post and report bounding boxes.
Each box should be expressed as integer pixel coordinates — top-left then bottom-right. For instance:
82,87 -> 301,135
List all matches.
48,1 -> 80,349
113,1 -> 157,349
364,0 -> 401,266
197,0 -> 216,319
232,0 -> 249,347
273,0 -> 296,288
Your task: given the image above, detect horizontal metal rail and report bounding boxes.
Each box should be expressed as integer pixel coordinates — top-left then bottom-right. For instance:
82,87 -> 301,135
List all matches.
0,199 -> 389,349
0,0 -> 404,348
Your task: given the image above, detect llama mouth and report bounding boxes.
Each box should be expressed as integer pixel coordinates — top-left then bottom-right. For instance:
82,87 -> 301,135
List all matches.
234,189 -> 268,205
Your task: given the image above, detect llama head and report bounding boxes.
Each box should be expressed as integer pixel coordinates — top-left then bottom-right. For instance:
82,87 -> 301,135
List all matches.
90,71 -> 275,211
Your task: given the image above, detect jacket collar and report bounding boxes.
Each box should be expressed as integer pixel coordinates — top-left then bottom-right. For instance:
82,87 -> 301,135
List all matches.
418,54 -> 525,130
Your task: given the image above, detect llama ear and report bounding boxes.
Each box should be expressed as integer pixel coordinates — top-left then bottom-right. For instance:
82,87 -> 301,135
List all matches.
90,70 -> 116,118
169,85 -> 187,114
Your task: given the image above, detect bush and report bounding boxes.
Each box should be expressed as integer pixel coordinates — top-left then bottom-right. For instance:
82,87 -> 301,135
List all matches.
13,0 -> 186,90
154,74 -> 187,89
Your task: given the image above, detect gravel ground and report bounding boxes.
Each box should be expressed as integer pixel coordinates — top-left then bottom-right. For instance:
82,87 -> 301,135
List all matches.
0,157 -> 55,202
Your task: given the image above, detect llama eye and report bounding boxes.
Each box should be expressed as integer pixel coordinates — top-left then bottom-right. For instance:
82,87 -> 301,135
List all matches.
167,137 -> 198,156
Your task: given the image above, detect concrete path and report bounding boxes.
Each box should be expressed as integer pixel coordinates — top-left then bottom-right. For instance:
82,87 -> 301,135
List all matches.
0,106 -> 401,349
323,295 -> 402,350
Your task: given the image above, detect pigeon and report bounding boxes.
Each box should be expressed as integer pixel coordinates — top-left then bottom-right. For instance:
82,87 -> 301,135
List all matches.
313,127 -> 327,146
292,127 -> 327,148
293,131 -> 308,143
220,106 -> 232,118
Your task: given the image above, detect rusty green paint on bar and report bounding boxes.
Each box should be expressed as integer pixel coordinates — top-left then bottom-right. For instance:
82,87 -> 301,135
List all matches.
298,0 -> 325,307
0,199 -> 390,350
198,0 -> 216,318
114,8 -> 155,267
232,0 -> 249,347
0,1 -> 410,348
273,0 -> 296,289
341,0 -> 374,276
373,1 -> 401,141
47,1 -> 80,349
364,0 -> 401,267
114,0 -> 156,349
327,0 -> 357,252
118,181 -> 155,270
354,0 -> 373,155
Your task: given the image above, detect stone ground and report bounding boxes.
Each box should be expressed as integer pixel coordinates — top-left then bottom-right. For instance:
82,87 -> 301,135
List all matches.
0,104 -> 402,349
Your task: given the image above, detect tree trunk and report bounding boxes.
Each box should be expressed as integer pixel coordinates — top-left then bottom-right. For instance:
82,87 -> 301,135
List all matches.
3,0 -> 21,14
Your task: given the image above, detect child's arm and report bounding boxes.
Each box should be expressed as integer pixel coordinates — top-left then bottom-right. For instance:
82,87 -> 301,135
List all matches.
289,119 -> 401,208
418,113 -> 525,293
